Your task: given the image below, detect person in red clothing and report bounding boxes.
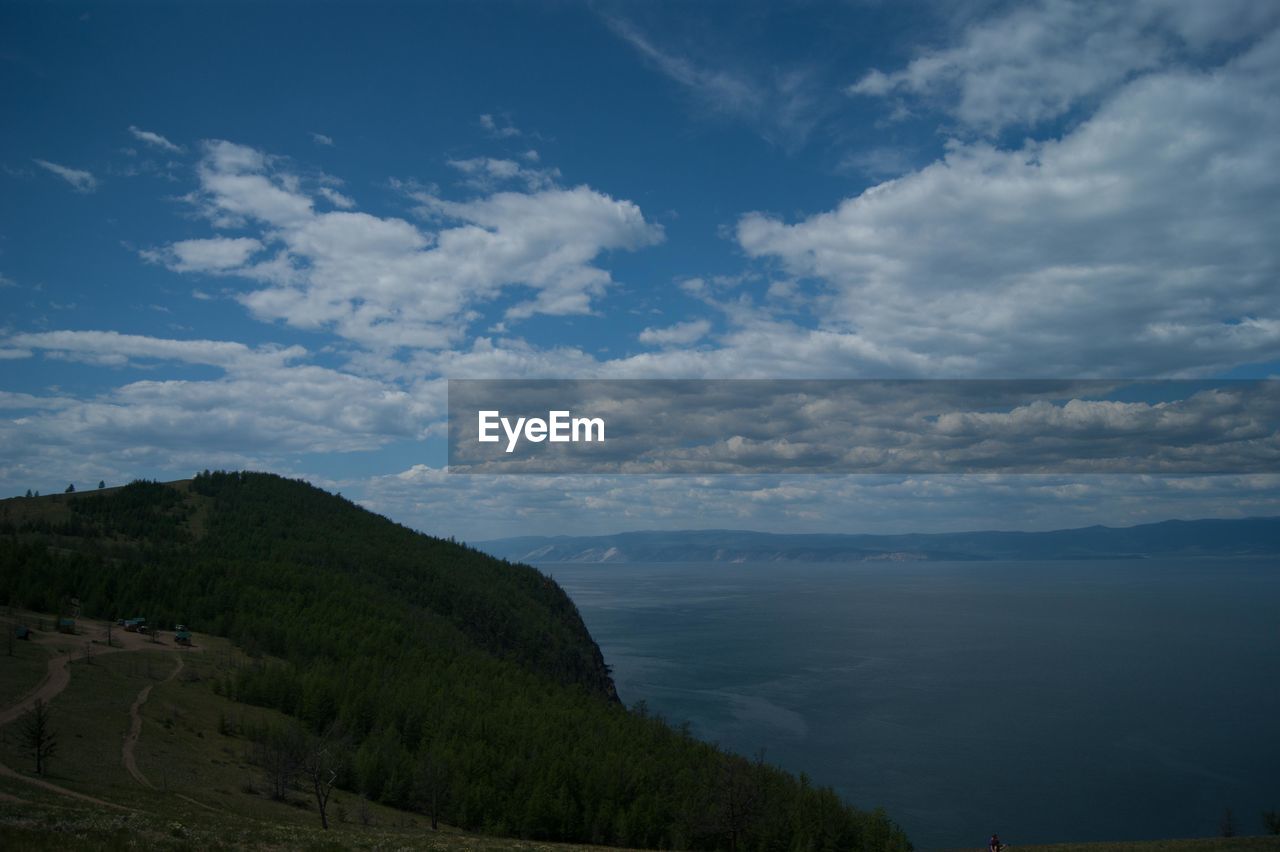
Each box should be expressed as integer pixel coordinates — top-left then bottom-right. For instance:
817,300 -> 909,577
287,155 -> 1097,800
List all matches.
989,832 -> 1002,851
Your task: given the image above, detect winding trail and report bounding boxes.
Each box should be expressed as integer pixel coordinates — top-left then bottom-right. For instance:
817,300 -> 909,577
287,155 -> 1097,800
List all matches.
0,652 -> 73,728
0,622 -> 201,809
0,760 -> 130,810
121,653 -> 184,788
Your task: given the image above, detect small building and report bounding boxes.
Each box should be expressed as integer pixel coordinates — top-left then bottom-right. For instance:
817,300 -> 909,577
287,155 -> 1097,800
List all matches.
123,618 -> 145,632
174,630 -> 192,646
57,617 -> 76,634
15,626 -> 30,640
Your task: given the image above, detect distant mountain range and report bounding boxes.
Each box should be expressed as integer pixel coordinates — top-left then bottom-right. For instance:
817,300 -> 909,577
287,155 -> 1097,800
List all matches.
478,516 -> 1280,563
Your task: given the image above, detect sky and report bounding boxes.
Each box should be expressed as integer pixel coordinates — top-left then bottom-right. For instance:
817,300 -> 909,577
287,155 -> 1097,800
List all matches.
2,0 -> 1279,540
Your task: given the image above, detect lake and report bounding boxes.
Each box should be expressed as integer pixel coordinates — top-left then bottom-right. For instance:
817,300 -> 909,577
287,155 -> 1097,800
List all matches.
546,559 -> 1280,850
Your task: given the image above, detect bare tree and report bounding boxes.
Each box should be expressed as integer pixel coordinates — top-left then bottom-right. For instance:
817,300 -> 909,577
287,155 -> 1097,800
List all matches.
253,725 -> 303,801
300,723 -> 347,830
1263,809 -> 1280,835
1221,807 -> 1236,838
21,699 -> 58,775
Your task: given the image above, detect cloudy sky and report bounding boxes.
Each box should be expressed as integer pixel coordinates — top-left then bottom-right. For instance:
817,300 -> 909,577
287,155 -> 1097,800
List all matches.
3,0 -> 1278,539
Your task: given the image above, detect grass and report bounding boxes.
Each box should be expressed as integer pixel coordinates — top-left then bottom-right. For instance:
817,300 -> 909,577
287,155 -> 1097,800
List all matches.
0,623 -> 51,702
0,614 -> 543,846
0,798 -> 645,851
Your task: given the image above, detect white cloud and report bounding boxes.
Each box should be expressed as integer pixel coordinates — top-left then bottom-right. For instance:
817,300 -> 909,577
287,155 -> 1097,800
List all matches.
740,33 -> 1280,377
32,159 -> 97,192
316,186 -> 355,208
479,114 -> 521,138
447,157 -> 560,192
142,237 -> 263,273
639,319 -> 711,348
311,132 -> 335,146
607,18 -> 827,149
0,331 -> 438,477
359,465 -> 1280,542
128,125 -> 183,152
150,140 -> 663,348
850,0 -> 1280,135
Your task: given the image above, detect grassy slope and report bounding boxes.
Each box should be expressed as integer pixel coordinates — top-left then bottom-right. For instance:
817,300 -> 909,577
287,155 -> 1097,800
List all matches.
0,612 -> 633,851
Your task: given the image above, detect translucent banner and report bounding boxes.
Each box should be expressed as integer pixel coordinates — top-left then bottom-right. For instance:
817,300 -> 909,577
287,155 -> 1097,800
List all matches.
447,379 -> 1280,474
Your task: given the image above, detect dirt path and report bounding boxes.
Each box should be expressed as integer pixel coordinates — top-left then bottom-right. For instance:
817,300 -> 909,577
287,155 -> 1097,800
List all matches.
0,620 -> 202,809
121,654 -> 184,788
0,760 -> 131,810
175,792 -> 219,812
0,653 -> 72,728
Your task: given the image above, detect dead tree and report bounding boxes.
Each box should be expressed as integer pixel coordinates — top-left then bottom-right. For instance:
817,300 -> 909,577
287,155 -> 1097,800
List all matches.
301,723 -> 347,830
253,725 -> 303,801
21,699 -> 58,775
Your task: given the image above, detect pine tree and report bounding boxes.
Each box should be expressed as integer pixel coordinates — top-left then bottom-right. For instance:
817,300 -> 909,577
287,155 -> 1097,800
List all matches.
22,699 -> 58,775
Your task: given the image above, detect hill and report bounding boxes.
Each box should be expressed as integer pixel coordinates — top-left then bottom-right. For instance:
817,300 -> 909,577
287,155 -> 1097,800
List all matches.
0,472 -> 910,851
477,517 -> 1280,564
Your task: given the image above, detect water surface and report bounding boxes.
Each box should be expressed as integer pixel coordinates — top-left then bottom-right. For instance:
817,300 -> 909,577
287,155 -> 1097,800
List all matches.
547,559 -> 1280,850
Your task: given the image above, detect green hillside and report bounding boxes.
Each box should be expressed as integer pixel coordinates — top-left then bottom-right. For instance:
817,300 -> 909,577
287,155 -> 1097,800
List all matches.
0,472 -> 910,851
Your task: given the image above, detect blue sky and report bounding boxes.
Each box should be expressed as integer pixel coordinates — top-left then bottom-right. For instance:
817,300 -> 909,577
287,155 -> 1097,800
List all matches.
3,0 -> 1279,539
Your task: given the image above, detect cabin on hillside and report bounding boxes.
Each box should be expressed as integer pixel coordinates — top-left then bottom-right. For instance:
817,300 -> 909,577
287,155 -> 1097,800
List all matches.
174,630 -> 192,646
57,617 -> 76,634
123,617 -> 145,632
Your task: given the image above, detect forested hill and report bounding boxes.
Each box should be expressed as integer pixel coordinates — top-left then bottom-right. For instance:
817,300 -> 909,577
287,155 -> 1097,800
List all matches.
0,472 -> 911,851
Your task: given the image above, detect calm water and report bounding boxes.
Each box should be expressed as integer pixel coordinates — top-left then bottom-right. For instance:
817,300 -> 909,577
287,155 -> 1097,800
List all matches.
547,560 -> 1280,850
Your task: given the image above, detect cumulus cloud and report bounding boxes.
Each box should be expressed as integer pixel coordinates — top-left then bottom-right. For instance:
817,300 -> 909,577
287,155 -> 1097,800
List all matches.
0,331 -> 439,484
850,0 -> 1280,135
638,319 -> 711,348
156,140 -> 662,348
447,157 -> 560,192
142,237 -> 263,273
310,131 -> 335,146
316,186 -> 355,208
32,159 -> 97,192
128,125 -> 183,152
743,33 -> 1280,377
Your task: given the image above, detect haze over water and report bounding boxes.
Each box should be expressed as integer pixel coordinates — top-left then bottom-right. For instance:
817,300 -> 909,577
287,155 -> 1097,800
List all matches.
550,559 -> 1280,850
